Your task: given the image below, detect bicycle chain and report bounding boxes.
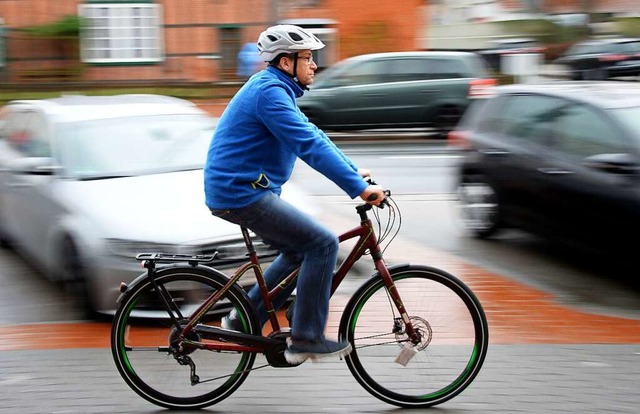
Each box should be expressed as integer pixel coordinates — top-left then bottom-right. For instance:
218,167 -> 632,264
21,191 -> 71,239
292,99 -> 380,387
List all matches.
188,363 -> 271,385
353,332 -> 406,349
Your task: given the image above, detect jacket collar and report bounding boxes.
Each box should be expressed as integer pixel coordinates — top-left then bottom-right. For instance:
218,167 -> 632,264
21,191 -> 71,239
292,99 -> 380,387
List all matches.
267,65 -> 306,98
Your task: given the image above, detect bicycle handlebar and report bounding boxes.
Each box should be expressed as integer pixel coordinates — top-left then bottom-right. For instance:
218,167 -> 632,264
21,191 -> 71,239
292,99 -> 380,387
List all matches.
365,178 -> 390,208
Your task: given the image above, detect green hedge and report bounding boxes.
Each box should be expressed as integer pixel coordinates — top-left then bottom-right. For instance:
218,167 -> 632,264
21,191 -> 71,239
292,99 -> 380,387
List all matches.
614,17 -> 640,37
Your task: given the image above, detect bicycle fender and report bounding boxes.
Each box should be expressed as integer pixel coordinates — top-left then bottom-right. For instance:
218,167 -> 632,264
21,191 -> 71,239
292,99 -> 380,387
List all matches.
364,263 -> 412,284
378,263 -> 412,274
116,271 -> 147,304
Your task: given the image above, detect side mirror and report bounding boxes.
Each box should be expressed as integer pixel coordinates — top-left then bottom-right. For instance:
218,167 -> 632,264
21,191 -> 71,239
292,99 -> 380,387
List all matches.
8,157 -> 61,176
583,153 -> 640,175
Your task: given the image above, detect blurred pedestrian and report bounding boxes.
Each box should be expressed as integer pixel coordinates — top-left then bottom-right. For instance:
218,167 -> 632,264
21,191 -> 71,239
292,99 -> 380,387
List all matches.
236,42 -> 263,79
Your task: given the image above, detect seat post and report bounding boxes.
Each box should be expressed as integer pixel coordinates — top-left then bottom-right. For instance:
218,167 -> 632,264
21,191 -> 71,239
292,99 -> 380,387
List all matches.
240,226 -> 256,255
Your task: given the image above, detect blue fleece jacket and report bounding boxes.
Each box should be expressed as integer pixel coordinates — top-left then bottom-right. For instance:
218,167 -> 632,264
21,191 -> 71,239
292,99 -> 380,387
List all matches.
204,66 -> 368,209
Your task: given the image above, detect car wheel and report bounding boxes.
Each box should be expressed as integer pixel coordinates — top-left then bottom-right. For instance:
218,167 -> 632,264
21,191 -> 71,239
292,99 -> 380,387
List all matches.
0,231 -> 10,249
457,176 -> 501,239
434,105 -> 463,138
60,237 -> 95,316
585,67 -> 606,80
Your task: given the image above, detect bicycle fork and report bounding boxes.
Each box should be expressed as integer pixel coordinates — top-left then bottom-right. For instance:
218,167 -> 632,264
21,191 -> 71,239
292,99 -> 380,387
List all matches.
373,257 -> 423,346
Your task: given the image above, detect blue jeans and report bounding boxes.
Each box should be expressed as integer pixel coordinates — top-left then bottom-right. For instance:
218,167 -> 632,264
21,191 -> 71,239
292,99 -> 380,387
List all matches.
210,191 -> 339,342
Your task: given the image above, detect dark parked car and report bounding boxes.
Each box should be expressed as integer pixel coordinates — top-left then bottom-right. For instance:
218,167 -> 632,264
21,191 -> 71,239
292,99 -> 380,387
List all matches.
450,81 -> 640,256
556,38 -> 640,80
297,51 -> 495,135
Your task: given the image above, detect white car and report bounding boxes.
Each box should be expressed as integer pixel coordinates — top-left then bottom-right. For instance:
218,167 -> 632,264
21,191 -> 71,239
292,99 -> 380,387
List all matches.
0,94 -> 308,315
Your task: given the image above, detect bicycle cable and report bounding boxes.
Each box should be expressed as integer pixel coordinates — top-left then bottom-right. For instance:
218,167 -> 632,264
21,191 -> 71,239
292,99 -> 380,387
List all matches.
372,195 -> 401,256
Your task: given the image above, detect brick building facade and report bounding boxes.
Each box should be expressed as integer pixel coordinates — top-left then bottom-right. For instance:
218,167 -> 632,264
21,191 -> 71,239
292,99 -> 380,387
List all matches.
0,0 -> 421,84
0,0 -> 635,84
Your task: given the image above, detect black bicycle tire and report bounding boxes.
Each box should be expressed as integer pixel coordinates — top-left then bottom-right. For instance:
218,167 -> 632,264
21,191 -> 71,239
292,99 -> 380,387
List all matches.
111,265 -> 259,410
339,264 -> 489,408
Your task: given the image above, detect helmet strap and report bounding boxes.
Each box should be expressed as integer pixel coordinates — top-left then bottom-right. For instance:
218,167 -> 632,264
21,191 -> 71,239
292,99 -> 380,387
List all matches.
292,52 -> 299,83
291,52 -> 309,90
273,52 -> 308,90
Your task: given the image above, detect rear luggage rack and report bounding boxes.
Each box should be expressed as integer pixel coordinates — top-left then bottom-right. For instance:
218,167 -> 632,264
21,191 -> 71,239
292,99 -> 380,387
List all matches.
135,252 -> 218,266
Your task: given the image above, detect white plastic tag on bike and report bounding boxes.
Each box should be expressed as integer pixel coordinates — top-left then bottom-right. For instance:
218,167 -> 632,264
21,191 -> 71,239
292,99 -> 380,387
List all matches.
394,343 -> 418,366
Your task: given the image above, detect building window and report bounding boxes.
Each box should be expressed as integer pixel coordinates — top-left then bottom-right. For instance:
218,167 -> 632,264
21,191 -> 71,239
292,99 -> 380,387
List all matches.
79,2 -> 163,64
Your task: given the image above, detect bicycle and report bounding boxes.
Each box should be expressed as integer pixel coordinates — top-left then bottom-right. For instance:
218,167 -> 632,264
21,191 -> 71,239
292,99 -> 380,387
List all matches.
111,190 -> 489,409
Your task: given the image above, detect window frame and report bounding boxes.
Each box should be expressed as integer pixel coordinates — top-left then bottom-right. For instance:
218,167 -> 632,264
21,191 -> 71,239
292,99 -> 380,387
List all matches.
79,2 -> 164,65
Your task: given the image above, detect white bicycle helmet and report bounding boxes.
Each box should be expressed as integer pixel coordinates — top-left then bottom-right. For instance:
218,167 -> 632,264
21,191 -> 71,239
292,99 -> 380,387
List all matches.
257,24 -> 325,62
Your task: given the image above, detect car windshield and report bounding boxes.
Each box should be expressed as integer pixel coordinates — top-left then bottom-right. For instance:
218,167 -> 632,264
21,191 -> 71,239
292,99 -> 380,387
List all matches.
55,114 -> 215,179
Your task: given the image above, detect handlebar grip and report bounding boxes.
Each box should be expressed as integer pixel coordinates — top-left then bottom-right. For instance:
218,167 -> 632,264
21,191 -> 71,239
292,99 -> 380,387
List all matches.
367,190 -> 391,208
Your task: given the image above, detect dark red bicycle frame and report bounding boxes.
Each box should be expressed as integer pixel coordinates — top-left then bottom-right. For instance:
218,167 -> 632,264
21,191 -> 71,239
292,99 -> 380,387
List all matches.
180,204 -> 418,352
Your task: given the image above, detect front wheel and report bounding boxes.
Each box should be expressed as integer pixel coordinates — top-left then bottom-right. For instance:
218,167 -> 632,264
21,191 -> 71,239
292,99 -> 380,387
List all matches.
111,266 -> 259,410
457,175 -> 501,238
339,265 -> 489,408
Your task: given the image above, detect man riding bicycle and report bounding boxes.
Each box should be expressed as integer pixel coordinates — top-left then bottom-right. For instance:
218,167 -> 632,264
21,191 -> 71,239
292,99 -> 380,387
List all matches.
204,24 -> 384,364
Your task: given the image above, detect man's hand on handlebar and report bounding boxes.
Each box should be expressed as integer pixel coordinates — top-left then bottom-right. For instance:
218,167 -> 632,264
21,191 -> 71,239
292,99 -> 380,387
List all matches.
360,184 -> 386,206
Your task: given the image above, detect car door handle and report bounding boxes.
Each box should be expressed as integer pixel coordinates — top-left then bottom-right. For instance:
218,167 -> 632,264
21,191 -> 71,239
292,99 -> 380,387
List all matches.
537,167 -> 574,175
363,93 -> 384,98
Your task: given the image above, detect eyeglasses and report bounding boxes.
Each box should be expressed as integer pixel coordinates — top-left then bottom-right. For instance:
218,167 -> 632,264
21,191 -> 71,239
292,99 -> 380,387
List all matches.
297,55 -> 314,64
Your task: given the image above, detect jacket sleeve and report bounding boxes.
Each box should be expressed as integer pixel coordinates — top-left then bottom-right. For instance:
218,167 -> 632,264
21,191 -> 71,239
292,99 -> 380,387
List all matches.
257,82 -> 367,199
308,121 -> 360,173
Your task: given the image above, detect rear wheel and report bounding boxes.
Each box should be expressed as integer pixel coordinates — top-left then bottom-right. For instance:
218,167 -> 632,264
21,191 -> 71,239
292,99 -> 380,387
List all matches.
339,265 -> 488,408
585,67 -> 606,80
111,266 -> 258,410
433,105 -> 463,138
0,234 -> 10,249
60,238 -> 95,315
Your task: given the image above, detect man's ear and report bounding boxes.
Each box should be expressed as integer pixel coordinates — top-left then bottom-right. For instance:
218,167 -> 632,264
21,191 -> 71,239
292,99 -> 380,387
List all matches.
278,56 -> 289,70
